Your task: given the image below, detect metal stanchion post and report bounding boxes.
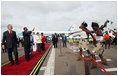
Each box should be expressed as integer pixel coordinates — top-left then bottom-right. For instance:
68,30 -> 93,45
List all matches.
84,54 -> 91,75
59,37 -> 64,56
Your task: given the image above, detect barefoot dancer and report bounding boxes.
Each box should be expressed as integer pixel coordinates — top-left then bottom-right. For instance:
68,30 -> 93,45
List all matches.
78,20 -> 109,68
77,22 -> 91,61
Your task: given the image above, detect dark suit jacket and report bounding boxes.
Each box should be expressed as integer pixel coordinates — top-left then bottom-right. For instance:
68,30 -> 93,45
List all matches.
2,30 -> 18,48
23,31 -> 32,47
52,35 -> 58,43
62,35 -> 67,42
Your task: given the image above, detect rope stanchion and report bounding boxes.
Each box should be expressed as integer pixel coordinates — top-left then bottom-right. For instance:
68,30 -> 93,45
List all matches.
84,54 -> 91,75
65,48 -> 92,60
92,58 -> 110,75
64,48 -> 111,75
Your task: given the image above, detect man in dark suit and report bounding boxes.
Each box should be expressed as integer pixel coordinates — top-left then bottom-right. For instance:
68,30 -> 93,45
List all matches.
2,24 -> 19,65
62,34 -> 67,47
23,27 -> 34,62
52,33 -> 58,48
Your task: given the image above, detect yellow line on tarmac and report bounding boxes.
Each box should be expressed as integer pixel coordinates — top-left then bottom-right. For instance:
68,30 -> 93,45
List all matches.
1,62 -> 10,67
33,50 -> 49,75
29,47 -> 51,75
32,51 -> 48,75
29,52 -> 47,75
1,54 -> 24,67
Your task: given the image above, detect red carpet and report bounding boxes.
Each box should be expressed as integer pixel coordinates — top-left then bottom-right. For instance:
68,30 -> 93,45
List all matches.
1,43 -> 51,75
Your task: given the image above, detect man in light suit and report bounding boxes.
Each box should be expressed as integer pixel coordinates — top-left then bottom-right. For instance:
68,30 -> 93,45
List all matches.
2,24 -> 19,65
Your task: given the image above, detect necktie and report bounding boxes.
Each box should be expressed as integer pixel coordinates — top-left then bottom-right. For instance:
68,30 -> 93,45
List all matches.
10,31 -> 12,37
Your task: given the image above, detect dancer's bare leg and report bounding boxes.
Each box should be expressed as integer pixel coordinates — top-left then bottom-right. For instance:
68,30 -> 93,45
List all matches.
99,54 -> 108,65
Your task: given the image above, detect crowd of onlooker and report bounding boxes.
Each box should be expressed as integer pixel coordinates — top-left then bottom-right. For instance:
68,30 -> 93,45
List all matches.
103,29 -> 117,49
1,25 -> 48,65
52,33 -> 67,48
1,23 -> 117,66
1,24 -> 68,66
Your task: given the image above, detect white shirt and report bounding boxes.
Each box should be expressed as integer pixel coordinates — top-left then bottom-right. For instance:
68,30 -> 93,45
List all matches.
8,30 -> 12,33
33,35 -> 37,43
80,31 -> 87,38
95,35 -> 103,41
36,35 -> 42,43
109,32 -> 113,37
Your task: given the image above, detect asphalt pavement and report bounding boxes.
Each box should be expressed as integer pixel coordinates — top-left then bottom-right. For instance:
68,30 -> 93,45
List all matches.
1,42 -> 117,75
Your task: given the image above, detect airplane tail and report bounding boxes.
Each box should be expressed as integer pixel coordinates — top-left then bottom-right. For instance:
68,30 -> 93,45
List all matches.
68,24 -> 75,32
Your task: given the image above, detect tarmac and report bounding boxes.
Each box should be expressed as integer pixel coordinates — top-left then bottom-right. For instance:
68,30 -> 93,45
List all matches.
1,42 -> 117,75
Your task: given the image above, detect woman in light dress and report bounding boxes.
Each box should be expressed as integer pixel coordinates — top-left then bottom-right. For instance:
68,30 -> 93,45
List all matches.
36,32 -> 42,53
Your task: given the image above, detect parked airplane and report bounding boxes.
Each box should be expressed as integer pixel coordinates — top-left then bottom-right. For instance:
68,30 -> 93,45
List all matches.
17,24 -> 91,41
17,24 -> 76,37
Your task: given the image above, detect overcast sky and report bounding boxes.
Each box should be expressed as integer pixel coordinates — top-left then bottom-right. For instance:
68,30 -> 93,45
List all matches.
1,1 -> 117,34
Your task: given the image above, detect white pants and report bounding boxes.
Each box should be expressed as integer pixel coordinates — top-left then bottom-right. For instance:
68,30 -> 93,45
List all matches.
33,43 -> 37,52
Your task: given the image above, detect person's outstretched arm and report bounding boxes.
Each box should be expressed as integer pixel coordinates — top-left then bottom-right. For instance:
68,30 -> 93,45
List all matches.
79,26 -> 93,33
100,20 -> 109,30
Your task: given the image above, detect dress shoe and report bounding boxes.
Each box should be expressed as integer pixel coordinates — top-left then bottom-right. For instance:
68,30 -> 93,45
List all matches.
16,61 -> 19,64
26,59 -> 29,62
10,62 -> 14,66
30,55 -> 34,57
